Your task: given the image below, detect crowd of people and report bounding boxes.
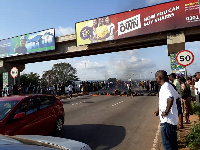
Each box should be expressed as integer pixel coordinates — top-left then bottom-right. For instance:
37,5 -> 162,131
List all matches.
1,79 -> 158,97
1,80 -> 120,97
154,70 -> 200,150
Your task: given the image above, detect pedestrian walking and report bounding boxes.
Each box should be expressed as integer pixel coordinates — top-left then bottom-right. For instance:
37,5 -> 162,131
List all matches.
154,70 -> 179,150
68,84 -> 73,99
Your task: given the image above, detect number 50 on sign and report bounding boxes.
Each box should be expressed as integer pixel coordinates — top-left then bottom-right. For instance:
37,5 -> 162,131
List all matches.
176,50 -> 194,66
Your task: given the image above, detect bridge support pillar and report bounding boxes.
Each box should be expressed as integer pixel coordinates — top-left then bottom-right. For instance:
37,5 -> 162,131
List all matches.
167,31 -> 185,56
0,61 -> 25,87
167,31 -> 186,74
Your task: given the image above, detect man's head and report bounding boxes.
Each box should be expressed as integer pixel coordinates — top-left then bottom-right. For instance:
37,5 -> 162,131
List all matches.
169,73 -> 176,82
93,18 -> 98,28
155,70 -> 168,85
195,72 -> 200,80
105,16 -> 111,24
20,40 -> 26,47
98,17 -> 104,26
20,36 -> 27,47
179,77 -> 186,83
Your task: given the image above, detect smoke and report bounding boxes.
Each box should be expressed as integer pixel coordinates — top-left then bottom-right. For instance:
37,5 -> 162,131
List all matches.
108,54 -> 156,80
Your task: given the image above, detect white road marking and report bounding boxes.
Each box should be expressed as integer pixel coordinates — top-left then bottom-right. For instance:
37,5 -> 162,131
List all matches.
151,123 -> 160,150
112,101 -> 124,107
71,102 -> 84,106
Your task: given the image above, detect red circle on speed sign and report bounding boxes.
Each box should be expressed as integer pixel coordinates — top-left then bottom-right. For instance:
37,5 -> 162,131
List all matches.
10,67 -> 18,78
176,50 -> 194,66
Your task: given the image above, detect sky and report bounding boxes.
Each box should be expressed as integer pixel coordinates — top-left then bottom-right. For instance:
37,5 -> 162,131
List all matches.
0,0 -> 199,81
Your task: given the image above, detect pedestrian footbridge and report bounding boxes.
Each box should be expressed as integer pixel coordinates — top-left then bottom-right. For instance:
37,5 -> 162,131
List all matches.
1,26 -> 200,85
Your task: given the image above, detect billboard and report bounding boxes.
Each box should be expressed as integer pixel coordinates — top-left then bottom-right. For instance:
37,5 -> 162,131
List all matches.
170,53 -> 185,70
0,28 -> 55,58
3,72 -> 8,88
76,0 -> 200,46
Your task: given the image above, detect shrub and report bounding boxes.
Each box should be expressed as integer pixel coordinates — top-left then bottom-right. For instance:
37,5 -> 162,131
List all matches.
185,122 -> 200,150
191,102 -> 200,116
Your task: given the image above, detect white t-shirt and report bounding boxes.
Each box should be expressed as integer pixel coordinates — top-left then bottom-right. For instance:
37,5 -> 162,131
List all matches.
68,85 -> 73,91
194,80 -> 200,95
159,82 -> 178,125
106,23 -> 115,41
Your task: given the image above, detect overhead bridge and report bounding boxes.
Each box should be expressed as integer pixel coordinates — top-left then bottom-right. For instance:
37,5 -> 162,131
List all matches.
2,26 -> 200,65
1,26 -> 200,85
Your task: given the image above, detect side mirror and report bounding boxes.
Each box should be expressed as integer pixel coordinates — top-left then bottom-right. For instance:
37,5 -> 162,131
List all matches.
13,113 -> 26,120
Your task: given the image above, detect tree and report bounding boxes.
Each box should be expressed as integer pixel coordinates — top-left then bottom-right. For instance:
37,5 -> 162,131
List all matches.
108,78 -> 117,83
42,62 -> 79,86
20,72 -> 40,87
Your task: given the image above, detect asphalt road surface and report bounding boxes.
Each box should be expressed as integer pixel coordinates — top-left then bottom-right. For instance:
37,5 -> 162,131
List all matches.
58,90 -> 160,150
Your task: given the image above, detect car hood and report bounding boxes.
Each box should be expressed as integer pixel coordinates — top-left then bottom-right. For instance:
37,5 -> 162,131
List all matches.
0,135 -> 53,150
0,135 -> 91,150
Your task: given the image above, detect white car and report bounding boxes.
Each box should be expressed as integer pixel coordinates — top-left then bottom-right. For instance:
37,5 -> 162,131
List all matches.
0,134 -> 92,150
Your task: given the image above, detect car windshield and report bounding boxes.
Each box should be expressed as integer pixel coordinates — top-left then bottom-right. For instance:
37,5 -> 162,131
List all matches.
0,101 -> 19,121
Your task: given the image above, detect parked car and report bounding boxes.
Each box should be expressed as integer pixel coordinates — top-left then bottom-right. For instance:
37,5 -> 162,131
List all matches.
0,134 -> 91,150
0,94 -> 65,135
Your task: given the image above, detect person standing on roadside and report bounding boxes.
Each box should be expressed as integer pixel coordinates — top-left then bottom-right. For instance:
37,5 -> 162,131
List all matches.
154,70 -> 179,150
169,73 -> 184,129
194,72 -> 200,105
180,77 -> 192,124
68,84 -> 73,99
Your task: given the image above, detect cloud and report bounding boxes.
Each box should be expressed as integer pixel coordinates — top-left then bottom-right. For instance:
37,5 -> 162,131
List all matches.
55,26 -> 75,36
75,60 -> 106,70
74,60 -> 108,80
120,49 -> 139,56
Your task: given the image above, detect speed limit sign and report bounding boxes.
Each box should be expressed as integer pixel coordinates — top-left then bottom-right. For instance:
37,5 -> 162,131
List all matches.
176,50 -> 194,66
10,67 -> 18,78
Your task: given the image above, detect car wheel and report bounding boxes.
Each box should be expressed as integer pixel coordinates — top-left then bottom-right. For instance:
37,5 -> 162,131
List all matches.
55,117 -> 64,133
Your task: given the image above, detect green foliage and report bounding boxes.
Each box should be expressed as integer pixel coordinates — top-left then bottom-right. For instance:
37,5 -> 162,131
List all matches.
185,122 -> 200,150
191,102 -> 200,116
42,62 -> 79,86
108,78 -> 116,82
20,72 -> 40,87
0,73 -> 2,89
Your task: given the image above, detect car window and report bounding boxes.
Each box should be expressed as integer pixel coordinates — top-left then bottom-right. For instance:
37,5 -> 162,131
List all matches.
0,101 -> 18,121
15,98 -> 37,115
37,96 -> 55,110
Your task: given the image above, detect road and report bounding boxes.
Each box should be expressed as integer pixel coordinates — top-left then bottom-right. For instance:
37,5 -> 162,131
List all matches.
58,89 -> 160,150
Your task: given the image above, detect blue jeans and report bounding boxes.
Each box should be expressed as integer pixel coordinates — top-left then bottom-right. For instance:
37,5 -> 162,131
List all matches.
160,123 -> 178,150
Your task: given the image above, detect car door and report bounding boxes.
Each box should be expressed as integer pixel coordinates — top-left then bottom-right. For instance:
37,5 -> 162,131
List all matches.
34,95 -> 57,134
2,97 -> 40,135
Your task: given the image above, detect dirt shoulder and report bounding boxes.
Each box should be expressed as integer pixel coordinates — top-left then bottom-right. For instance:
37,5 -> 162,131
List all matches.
178,115 -> 199,150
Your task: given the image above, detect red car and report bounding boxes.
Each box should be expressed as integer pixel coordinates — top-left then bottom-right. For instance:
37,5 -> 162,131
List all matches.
0,94 -> 65,135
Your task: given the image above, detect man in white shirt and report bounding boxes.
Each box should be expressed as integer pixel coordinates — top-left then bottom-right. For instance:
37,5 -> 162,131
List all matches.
154,70 -> 178,150
194,72 -> 200,105
169,73 -> 183,129
68,84 -> 73,99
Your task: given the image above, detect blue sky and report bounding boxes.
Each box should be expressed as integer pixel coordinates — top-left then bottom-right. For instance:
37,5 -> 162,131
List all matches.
0,0 -> 199,81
